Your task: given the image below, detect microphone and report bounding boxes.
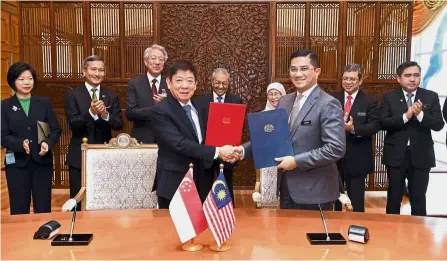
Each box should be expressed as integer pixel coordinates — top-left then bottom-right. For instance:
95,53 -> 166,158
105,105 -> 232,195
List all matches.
51,198 -> 93,246
306,204 -> 347,245
62,198 -> 77,212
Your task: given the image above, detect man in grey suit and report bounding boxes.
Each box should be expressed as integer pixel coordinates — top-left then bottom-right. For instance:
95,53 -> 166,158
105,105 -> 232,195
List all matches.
235,50 -> 346,210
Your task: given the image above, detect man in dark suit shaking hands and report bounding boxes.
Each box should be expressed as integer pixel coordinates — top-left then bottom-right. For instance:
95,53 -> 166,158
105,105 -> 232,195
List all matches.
196,68 -> 243,203
333,64 -> 380,212
126,44 -> 168,144
381,61 -> 444,216
64,55 -> 123,209
149,60 -> 237,208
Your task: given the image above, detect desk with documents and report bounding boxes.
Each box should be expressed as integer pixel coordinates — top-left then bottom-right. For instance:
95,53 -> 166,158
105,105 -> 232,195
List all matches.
2,209 -> 446,259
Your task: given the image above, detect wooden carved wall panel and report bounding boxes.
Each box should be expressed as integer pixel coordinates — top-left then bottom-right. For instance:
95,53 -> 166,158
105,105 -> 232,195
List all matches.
90,2 -> 121,79
54,2 -> 84,79
21,2 -> 52,79
309,3 -> 340,79
276,3 -> 306,79
346,2 -> 376,81
378,3 -> 410,80
124,3 -> 153,78
161,3 -> 269,187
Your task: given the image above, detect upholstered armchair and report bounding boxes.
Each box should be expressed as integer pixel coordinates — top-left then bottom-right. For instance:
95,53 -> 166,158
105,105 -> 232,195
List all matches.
71,134 -> 158,211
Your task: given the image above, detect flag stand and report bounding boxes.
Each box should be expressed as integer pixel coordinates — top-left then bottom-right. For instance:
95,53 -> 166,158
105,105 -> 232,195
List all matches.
210,242 -> 232,252
181,238 -> 203,252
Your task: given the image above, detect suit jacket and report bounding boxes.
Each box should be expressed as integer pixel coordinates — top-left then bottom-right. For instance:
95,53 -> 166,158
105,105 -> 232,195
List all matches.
149,92 -> 216,200
443,99 -> 447,144
333,90 -> 380,177
126,75 -> 168,144
64,85 -> 123,169
380,88 -> 444,168
1,95 -> 62,167
244,85 -> 346,204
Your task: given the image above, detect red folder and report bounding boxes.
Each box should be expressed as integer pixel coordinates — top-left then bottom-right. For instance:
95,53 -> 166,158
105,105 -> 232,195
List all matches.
205,102 -> 247,146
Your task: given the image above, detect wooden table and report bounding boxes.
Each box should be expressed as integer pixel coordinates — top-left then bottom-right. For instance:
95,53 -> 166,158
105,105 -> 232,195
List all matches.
2,209 -> 447,259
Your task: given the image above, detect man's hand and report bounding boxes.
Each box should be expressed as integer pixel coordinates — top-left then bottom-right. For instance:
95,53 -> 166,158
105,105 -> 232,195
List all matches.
232,146 -> 244,161
405,106 -> 414,120
344,112 -> 354,131
411,99 -> 423,116
153,94 -> 167,103
39,142 -> 49,156
218,145 -> 235,162
274,156 -> 297,170
23,139 -> 30,154
90,100 -> 101,115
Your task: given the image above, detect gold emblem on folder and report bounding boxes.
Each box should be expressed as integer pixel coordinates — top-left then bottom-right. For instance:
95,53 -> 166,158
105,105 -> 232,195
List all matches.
222,117 -> 231,124
264,124 -> 274,133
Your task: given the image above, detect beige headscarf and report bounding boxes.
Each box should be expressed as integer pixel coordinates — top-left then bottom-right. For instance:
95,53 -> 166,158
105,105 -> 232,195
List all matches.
264,82 -> 286,111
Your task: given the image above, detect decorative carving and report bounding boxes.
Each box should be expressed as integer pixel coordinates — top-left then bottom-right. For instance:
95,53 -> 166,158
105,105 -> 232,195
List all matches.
106,133 -> 142,148
161,3 -> 269,187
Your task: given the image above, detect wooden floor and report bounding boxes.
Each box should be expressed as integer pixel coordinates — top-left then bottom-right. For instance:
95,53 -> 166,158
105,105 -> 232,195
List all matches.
1,171 -> 404,214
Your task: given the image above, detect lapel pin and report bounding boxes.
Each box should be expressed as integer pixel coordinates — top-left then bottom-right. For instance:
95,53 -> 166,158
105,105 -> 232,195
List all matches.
400,99 -> 403,102
12,106 -> 17,111
102,95 -> 105,98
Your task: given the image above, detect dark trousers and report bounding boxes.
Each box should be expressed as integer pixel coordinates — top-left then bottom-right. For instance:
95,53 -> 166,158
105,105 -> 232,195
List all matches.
69,167 -> 82,211
158,196 -> 171,209
5,158 -> 52,215
279,176 -> 334,210
386,148 -> 430,216
335,175 -> 366,212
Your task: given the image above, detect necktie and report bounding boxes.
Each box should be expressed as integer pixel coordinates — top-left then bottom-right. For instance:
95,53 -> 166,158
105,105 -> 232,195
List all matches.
406,93 -> 413,108
217,96 -> 223,103
152,79 -> 158,98
345,95 -> 353,114
91,88 -> 98,100
183,105 -> 198,137
289,93 -> 304,130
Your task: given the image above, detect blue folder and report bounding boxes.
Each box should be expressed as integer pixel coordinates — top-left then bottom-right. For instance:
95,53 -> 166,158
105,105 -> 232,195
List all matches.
247,108 -> 294,169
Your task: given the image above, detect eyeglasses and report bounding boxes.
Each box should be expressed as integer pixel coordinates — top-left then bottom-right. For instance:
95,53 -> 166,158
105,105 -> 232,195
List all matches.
342,77 -> 359,82
289,67 -> 315,74
148,56 -> 165,63
213,81 -> 229,87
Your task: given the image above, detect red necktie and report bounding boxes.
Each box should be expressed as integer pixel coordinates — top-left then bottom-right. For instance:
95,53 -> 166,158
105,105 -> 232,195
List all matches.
151,79 -> 158,98
345,95 -> 352,114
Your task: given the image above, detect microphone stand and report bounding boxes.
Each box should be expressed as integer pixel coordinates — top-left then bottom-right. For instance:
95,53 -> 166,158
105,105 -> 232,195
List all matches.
51,200 -> 93,246
68,203 -> 77,241
306,203 -> 346,245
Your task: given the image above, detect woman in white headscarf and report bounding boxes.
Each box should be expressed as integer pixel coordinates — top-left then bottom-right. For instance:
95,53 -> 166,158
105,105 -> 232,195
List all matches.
264,82 -> 286,111
253,82 -> 287,208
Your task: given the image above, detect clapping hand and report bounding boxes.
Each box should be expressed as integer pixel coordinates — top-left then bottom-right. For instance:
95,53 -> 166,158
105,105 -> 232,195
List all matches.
39,142 -> 49,156
23,139 -> 30,154
344,112 -> 354,131
411,99 -> 423,116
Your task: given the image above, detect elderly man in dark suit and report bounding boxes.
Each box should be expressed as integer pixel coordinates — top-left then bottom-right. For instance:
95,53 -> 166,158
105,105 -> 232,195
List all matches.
381,61 -> 444,216
196,68 -> 244,203
64,55 -> 123,209
333,64 -> 380,212
126,44 -> 168,144
149,60 -> 236,208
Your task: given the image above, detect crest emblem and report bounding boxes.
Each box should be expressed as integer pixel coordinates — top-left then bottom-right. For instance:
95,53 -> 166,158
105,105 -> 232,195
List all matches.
222,117 -> 231,124
12,106 -> 17,111
264,124 -> 274,133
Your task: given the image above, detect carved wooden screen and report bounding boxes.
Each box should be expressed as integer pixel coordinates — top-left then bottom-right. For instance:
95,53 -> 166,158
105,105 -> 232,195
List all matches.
160,3 -> 270,187
21,2 -> 51,78
54,2 -> 85,79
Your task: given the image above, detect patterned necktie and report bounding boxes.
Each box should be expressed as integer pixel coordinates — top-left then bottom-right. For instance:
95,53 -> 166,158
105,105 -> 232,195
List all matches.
152,79 -> 158,98
289,93 -> 304,129
345,95 -> 353,114
406,93 -> 413,108
91,88 -> 98,100
183,105 -> 198,137
217,96 -> 223,103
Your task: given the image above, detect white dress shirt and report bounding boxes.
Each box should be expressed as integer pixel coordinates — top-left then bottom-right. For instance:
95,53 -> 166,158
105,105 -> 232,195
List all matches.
85,82 -> 109,121
402,89 -> 424,146
213,92 -> 226,103
147,73 -> 162,93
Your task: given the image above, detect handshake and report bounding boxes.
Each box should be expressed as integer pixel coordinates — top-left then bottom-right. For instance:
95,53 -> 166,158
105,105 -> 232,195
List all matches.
217,145 -> 244,163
